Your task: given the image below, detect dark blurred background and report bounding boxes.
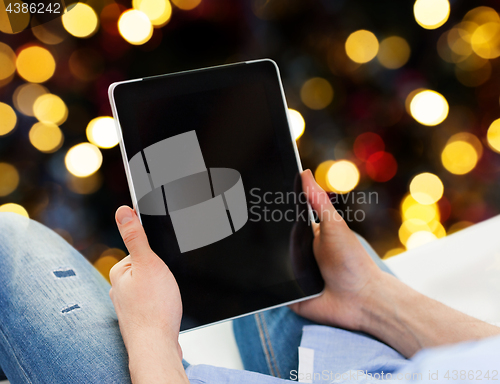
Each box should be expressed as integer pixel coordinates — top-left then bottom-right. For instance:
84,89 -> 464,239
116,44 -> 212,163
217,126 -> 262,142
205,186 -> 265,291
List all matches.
1,0 -> 500,278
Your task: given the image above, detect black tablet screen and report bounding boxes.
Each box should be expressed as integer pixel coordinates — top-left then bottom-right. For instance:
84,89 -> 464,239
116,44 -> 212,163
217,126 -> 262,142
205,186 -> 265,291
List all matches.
112,60 -> 324,331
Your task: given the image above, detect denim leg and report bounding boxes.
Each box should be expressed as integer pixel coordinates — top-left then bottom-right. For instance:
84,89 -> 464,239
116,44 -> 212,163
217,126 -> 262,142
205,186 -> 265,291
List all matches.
0,212 -> 131,384
233,232 -> 393,378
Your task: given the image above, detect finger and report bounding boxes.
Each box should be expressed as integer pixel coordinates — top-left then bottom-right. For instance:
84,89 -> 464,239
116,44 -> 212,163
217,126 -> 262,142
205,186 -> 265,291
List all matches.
301,169 -> 343,225
109,256 -> 131,285
115,205 -> 154,265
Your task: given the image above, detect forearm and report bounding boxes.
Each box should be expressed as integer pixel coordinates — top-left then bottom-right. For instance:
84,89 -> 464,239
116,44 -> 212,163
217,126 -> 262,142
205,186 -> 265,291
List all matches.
360,272 -> 500,358
126,332 -> 189,384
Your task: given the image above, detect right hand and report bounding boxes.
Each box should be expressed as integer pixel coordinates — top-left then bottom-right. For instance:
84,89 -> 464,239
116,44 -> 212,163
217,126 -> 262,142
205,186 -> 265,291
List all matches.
289,170 -> 388,331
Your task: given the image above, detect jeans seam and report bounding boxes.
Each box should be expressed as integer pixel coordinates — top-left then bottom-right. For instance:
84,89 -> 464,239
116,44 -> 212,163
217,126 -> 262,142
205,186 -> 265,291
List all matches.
254,313 -> 275,377
0,321 -> 34,384
259,312 -> 282,378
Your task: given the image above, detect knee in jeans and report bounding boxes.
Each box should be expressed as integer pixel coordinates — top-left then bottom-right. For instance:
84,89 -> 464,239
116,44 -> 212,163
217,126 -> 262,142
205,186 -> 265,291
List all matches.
0,212 -> 31,237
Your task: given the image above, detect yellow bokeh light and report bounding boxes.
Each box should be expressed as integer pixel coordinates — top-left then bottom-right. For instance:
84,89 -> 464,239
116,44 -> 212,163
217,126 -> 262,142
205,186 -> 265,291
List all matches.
399,218 -> 444,247
345,30 -> 379,64
441,140 -> 478,175
326,160 -> 360,194
406,230 -> 438,250
377,36 -> 411,69
171,0 -> 201,11
0,203 -> 28,218
464,6 -> 500,25
13,83 -> 48,116
300,77 -> 333,110
399,219 -> 430,246
448,220 -> 473,235
29,122 -> 64,153
447,27 -> 473,57
287,109 -> 305,140
94,255 -> 120,282
62,3 -> 99,38
86,116 -> 119,148
0,163 -> 20,197
65,143 -> 103,177
31,20 -> 65,45
67,172 -> 103,194
471,22 -> 500,59
409,90 -> 449,126
133,0 -> 172,26
401,194 -> 440,224
0,102 -> 17,136
118,10 -> 153,45
487,118 -> 500,154
409,172 -> 444,205
383,248 -> 405,259
0,0 -> 30,34
0,42 -> 16,81
314,160 -> 335,192
16,46 -> 56,83
447,132 -> 483,159
33,94 -> 68,125
413,0 -> 450,30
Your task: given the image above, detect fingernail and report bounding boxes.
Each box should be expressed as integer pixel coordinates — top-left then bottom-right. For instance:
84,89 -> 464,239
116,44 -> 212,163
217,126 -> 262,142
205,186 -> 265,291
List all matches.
117,207 -> 134,225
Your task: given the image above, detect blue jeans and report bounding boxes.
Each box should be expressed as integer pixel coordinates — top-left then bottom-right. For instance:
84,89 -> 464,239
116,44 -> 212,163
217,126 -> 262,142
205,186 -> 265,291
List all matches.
232,235 -> 392,379
0,212 -> 390,383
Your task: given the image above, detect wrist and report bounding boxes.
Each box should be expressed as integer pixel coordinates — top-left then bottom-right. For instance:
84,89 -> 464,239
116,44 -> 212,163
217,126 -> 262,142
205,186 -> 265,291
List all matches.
127,334 -> 187,384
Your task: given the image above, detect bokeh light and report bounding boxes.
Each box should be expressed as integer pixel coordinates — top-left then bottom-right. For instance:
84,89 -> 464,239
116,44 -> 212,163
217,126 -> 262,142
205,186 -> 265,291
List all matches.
315,160 -> 335,192
0,163 -> 20,197
33,94 -> 68,125
447,132 -> 483,160
133,0 -> 172,26
94,254 -> 120,282
29,122 -> 64,153
13,83 -> 48,116
31,19 -> 65,45
409,173 -> 444,205
171,0 -> 201,11
413,0 -> 450,30
384,248 -> 405,259
326,160 -> 360,194
65,143 -> 103,177
0,203 -> 28,218
377,36 -> 411,69
448,220 -> 474,235
409,89 -> 449,126
406,230 -> 438,249
441,140 -> 478,175
62,3 -> 99,38
287,109 -> 305,140
487,119 -> 500,153
0,0 -> 30,34
471,22 -> 500,59
399,218 -> 445,248
118,9 -> 154,45
16,46 -> 56,83
86,117 -> 119,148
0,42 -> 16,81
401,194 -> 440,224
300,77 -> 333,110
67,172 -> 103,194
353,132 -> 384,161
0,103 -> 17,136
345,30 -> 379,64
366,151 -> 398,182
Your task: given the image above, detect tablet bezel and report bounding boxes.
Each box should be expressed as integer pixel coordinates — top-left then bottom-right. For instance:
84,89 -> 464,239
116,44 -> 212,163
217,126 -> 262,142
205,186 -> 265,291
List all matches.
108,59 -> 324,333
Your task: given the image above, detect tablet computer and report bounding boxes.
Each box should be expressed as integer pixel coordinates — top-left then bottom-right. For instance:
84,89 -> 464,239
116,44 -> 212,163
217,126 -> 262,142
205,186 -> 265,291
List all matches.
109,59 -> 324,332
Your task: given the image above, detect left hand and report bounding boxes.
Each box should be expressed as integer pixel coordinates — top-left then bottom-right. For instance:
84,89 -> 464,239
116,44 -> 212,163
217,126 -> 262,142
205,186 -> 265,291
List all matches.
110,206 -> 186,383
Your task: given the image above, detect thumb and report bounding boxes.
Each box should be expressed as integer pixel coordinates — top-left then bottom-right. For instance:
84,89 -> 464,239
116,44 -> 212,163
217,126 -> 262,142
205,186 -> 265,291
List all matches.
115,205 -> 153,264
301,169 -> 344,225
